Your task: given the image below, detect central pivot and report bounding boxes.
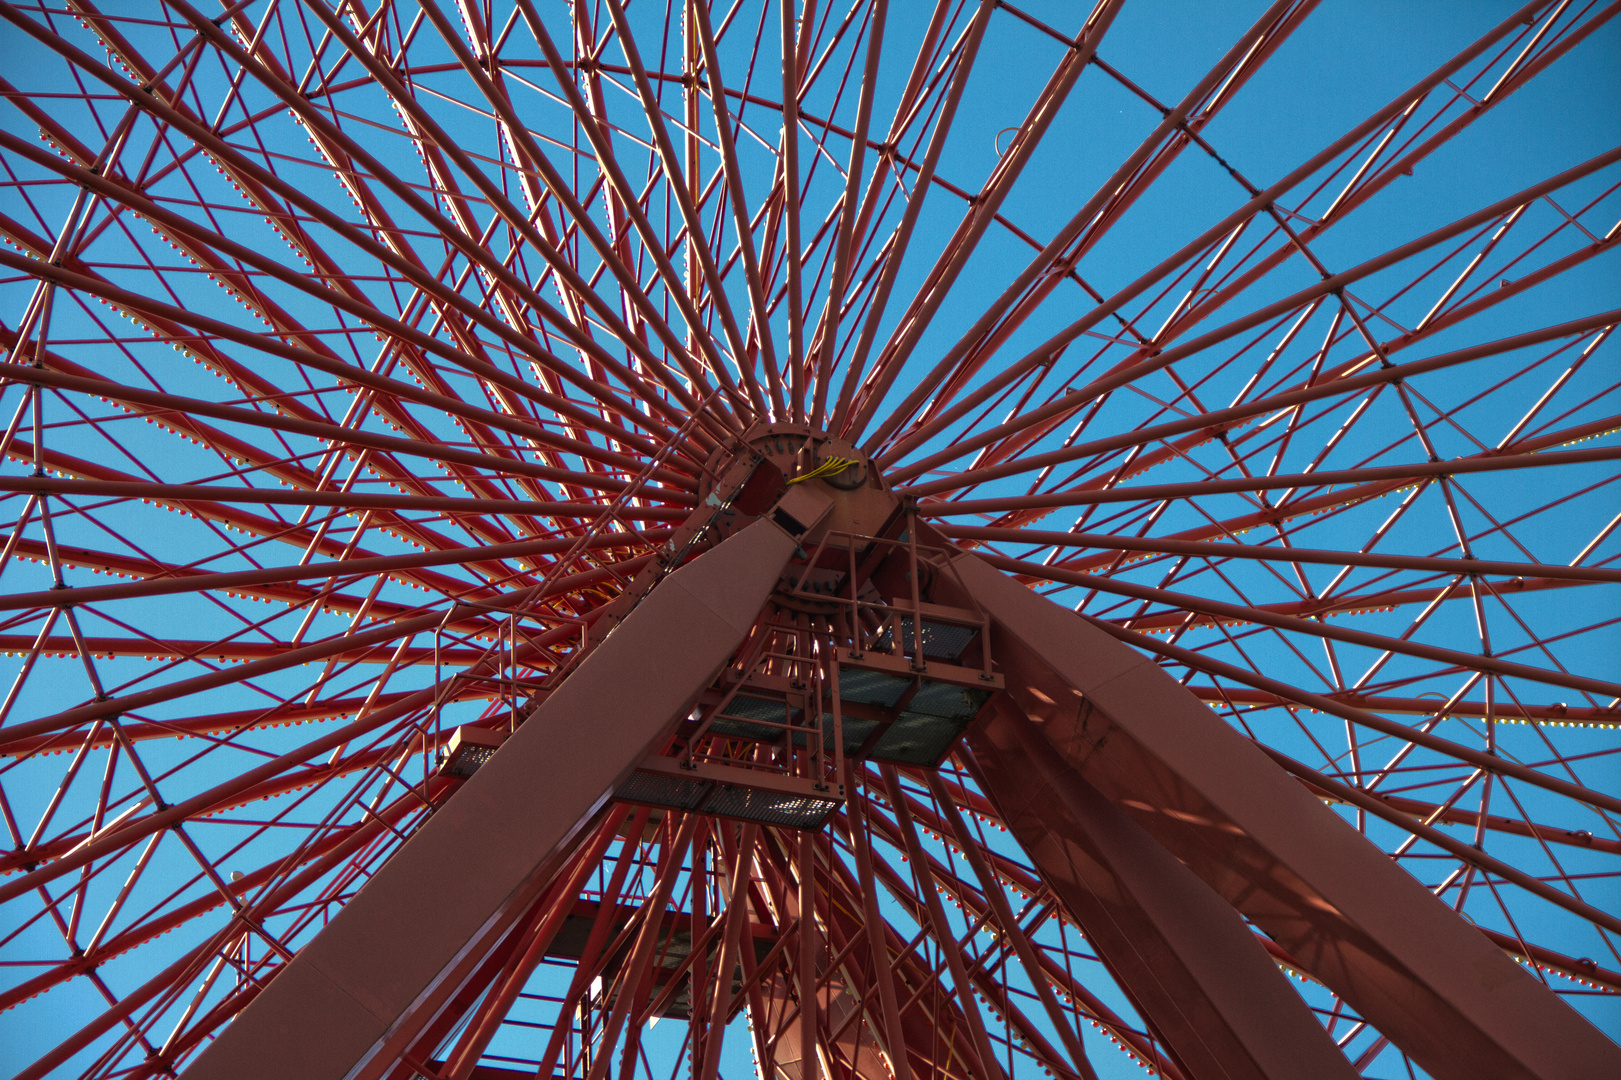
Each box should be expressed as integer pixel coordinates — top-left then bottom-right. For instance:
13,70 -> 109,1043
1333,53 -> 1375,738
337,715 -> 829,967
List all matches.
696,422 -> 898,549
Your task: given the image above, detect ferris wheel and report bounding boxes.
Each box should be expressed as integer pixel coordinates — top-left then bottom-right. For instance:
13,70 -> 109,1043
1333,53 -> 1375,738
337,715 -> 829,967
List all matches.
1,2 -> 1618,1079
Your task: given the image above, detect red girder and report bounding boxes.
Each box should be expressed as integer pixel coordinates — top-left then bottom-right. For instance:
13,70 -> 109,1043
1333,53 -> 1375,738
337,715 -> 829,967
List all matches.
7,4 -> 709,460
7,768 -> 456,1080
0,558 -> 628,778
1147,3 -> 1621,351
975,551 -> 1621,698
1084,617 -> 1621,817
943,523 -> 1621,584
1184,684 -> 1621,728
894,306 -> 1618,493
942,546 -> 1620,1079
1,6 -> 1615,1080
0,532 -> 664,612
0,549 -> 467,638
0,689 -> 478,759
0,476 -> 689,522
861,0 -> 1309,451
896,146 -> 1621,495
877,1 -> 1609,465
928,440 -> 1621,525
854,782 -> 1171,1078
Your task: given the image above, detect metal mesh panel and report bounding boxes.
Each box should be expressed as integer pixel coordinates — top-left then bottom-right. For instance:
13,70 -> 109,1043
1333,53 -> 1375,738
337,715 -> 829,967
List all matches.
822,712 -> 877,754
616,769 -> 710,811
721,694 -> 790,721
907,617 -> 980,662
444,744 -> 498,778
701,785 -> 839,829
710,717 -> 784,741
868,712 -> 974,767
836,667 -> 911,708
906,680 -> 993,721
711,694 -> 792,741
875,618 -> 980,662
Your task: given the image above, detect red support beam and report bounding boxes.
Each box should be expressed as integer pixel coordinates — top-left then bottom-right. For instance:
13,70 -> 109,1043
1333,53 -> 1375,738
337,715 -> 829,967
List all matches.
919,441 -> 1621,516
972,550 -> 1621,699
0,534 -> 665,612
181,517 -> 799,1080
940,544 -> 1621,1080
0,476 -> 689,522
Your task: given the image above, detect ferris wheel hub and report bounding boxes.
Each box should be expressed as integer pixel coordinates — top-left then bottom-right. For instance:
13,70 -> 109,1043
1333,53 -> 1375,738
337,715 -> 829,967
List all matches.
696,422 -> 899,550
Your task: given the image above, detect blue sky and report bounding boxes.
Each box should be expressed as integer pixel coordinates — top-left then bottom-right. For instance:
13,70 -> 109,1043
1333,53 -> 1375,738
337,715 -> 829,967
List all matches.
1,2 -> 1618,1078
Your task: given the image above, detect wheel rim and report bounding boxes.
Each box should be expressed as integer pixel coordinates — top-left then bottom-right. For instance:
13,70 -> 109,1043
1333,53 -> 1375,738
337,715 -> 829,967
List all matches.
1,2 -> 1617,1077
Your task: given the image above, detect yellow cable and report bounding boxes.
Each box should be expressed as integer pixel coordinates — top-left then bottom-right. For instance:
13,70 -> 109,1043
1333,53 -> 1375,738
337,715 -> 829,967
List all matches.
786,457 -> 852,485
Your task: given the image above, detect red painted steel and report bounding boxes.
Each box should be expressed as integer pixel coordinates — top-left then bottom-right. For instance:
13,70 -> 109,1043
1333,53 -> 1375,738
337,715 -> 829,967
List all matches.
968,698 -> 1358,1080
1,4 -> 1617,1080
939,546 -> 1621,1080
184,518 -> 798,1080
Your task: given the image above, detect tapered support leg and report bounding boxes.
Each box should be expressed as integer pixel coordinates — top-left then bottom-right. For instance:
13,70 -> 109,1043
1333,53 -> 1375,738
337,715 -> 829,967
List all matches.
941,548 -> 1620,1080
970,698 -> 1357,1080
183,519 -> 800,1080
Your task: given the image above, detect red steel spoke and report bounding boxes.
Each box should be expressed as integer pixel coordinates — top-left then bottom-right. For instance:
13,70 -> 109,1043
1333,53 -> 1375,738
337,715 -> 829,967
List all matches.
2,5 -> 1615,1079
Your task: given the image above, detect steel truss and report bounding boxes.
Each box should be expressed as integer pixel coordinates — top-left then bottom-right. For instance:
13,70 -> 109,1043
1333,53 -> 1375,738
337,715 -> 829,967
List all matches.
0,2 -> 1618,1080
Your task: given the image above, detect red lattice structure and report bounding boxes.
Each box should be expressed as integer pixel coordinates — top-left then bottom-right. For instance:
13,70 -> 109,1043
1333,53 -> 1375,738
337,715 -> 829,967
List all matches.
1,3 -> 1618,1080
